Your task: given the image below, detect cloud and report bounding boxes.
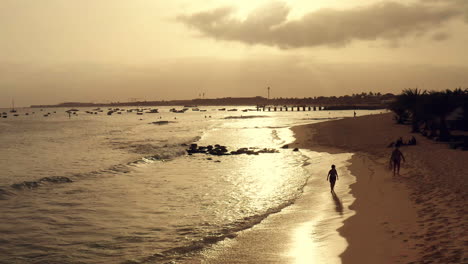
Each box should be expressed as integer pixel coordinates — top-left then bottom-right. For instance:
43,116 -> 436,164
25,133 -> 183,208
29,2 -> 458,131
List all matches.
431,31 -> 450,41
178,1 -> 466,48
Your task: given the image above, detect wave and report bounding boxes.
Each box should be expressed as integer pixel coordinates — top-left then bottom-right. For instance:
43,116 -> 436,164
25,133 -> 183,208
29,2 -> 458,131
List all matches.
302,117 -> 340,120
271,129 -> 281,141
0,188 -> 15,200
11,176 -> 73,190
121,136 -> 200,155
131,200 -> 297,264
128,143 -> 186,157
224,115 -> 269,119
128,137 -> 201,162
126,154 -> 311,264
2,137 -> 202,199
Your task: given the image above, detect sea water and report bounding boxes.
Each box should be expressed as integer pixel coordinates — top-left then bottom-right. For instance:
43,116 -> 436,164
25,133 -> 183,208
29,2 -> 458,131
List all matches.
0,106 -> 381,263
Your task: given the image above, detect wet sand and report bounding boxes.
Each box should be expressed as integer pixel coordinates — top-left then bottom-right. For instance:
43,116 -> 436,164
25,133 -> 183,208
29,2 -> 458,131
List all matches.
292,113 -> 467,263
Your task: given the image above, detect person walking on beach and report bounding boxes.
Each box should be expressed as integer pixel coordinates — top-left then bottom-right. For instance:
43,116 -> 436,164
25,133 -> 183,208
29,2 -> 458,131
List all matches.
327,165 -> 338,192
390,146 -> 405,176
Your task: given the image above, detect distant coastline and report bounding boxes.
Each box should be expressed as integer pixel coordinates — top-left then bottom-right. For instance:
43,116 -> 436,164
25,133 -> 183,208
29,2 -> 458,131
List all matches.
30,94 -> 395,109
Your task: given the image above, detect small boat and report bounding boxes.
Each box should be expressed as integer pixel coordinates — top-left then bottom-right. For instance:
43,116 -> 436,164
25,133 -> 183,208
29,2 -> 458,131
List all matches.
170,108 -> 187,113
152,121 -> 169,125
146,109 -> 159,113
10,99 -> 17,113
137,112 -> 143,115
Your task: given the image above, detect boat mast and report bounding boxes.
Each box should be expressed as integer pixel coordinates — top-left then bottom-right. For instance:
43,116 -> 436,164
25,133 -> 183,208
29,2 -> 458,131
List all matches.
10,99 -> 17,113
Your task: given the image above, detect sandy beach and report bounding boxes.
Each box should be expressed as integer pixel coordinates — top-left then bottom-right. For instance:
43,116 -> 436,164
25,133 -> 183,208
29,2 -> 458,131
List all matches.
291,113 -> 467,263
195,113 -> 466,264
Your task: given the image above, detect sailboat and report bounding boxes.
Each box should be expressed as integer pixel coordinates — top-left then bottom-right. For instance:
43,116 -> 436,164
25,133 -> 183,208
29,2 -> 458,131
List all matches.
10,99 -> 17,113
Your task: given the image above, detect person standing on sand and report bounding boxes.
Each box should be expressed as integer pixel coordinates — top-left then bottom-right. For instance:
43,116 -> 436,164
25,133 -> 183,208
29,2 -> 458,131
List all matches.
327,165 -> 338,192
390,146 -> 405,176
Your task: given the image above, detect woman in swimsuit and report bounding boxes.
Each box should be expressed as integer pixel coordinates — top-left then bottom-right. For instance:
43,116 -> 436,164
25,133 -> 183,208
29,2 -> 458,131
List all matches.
327,164 -> 338,192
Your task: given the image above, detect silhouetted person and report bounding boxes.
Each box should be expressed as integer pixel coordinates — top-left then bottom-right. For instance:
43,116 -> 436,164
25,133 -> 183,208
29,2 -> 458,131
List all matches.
390,146 -> 405,176
327,164 -> 339,192
395,137 -> 404,147
354,111 -> 356,117
408,136 -> 417,145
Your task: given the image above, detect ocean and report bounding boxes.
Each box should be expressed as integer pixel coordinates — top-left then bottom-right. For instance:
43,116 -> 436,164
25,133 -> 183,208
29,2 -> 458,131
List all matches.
0,106 -> 381,263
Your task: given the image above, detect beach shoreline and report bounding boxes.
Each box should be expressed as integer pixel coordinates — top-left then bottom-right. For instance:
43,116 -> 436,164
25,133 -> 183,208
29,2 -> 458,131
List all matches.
291,113 -> 467,264
193,112 -> 466,264
192,149 -> 357,264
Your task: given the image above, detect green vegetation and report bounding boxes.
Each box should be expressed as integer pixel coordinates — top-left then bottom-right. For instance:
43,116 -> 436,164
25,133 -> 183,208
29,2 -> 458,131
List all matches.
389,88 -> 468,148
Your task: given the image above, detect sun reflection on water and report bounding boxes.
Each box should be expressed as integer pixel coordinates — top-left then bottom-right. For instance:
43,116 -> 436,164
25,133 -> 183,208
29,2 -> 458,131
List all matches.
286,151 -> 354,264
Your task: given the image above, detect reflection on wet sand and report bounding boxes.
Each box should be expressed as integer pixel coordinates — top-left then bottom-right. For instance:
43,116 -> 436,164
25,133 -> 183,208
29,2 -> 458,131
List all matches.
332,191 -> 344,216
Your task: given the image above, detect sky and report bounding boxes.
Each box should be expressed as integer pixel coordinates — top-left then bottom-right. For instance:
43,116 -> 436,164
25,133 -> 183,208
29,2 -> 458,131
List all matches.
1,0 -> 468,107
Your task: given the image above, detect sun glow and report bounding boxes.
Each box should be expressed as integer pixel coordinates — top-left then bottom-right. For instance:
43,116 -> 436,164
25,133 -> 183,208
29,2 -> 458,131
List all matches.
210,0 -> 331,20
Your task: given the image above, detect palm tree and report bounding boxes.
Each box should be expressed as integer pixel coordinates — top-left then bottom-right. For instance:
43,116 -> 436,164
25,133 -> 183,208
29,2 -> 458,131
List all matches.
399,88 -> 427,132
425,90 -> 461,141
455,88 -> 468,130
389,99 -> 409,124
390,88 -> 468,142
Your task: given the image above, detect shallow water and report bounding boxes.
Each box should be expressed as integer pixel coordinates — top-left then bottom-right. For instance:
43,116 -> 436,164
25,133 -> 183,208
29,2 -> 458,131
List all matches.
0,106 -> 381,263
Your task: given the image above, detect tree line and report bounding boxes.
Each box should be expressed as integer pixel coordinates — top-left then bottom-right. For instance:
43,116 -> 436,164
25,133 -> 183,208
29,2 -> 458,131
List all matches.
389,88 -> 468,146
